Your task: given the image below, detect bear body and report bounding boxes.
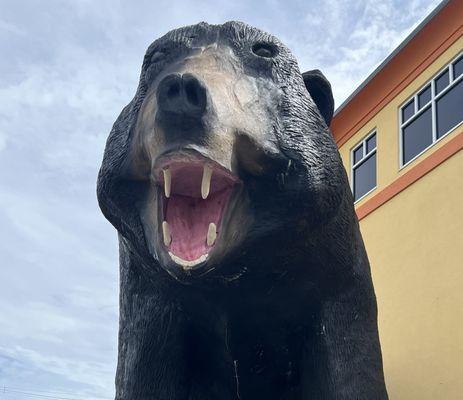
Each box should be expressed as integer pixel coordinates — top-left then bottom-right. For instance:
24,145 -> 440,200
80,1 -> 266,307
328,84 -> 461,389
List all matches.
98,21 -> 388,399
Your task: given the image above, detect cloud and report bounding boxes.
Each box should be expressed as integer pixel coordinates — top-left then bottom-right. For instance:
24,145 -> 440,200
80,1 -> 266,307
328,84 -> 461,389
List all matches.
277,0 -> 442,107
0,346 -> 113,399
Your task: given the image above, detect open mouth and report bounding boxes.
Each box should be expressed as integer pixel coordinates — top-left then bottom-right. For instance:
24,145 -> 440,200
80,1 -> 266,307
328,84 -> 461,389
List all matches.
155,154 -> 239,270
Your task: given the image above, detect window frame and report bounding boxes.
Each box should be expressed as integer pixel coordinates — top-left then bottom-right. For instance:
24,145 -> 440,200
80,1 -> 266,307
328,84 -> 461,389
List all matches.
399,51 -> 463,169
351,129 -> 378,204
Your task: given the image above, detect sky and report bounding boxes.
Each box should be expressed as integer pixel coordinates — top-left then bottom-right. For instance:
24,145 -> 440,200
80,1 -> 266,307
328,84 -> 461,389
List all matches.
0,0 -> 442,398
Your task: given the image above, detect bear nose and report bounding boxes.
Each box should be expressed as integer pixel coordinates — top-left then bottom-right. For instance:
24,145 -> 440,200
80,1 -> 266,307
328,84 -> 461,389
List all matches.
156,73 -> 208,117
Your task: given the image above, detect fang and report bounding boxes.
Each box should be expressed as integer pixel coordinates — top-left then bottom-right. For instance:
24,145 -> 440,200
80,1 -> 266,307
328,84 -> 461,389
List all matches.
163,168 -> 171,198
207,222 -> 217,246
201,164 -> 212,199
162,221 -> 171,246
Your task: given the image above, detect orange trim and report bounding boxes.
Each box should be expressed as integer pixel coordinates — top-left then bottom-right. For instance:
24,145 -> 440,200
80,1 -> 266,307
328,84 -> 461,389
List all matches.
331,0 -> 463,147
356,131 -> 463,220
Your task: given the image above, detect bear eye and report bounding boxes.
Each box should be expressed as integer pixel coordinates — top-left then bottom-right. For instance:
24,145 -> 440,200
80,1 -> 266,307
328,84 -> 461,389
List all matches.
151,50 -> 167,63
252,42 -> 278,58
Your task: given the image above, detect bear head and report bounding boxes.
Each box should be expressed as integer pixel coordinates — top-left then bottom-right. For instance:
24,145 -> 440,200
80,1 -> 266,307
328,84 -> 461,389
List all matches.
97,21 -> 351,284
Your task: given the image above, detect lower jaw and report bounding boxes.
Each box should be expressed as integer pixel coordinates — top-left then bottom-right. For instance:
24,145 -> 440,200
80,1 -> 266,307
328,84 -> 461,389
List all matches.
159,198 -> 229,270
158,208 -> 247,277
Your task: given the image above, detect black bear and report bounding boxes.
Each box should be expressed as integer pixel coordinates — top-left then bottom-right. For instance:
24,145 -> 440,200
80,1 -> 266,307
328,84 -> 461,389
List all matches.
97,21 -> 388,400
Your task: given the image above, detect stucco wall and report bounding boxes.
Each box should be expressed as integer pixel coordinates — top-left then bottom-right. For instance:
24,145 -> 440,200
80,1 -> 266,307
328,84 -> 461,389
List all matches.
360,150 -> 463,399
336,35 -> 463,400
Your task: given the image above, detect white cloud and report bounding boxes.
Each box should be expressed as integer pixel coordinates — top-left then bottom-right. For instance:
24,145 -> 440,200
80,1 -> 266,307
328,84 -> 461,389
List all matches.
0,346 -> 113,399
282,0 -> 442,106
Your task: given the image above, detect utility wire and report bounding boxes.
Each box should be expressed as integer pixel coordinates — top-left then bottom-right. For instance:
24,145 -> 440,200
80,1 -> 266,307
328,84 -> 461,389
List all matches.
1,388 -> 81,399
2,386 -> 93,397
0,386 -> 111,400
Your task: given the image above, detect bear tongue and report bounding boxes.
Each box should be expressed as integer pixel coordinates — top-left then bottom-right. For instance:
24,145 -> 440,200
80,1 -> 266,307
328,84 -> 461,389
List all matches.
164,189 -> 231,261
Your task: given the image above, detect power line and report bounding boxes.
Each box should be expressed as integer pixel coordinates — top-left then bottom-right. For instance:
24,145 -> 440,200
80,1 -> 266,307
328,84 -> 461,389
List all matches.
1,388 -> 80,399
2,386 -> 90,397
0,386 -> 111,400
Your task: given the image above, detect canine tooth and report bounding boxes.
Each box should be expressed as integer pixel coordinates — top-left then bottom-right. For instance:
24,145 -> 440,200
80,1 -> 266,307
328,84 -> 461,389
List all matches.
162,221 -> 171,246
207,223 -> 217,246
201,164 -> 212,199
163,169 -> 171,198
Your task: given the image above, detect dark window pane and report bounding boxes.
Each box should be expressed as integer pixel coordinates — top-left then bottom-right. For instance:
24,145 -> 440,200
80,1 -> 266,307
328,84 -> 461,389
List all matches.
436,79 -> 463,138
353,153 -> 376,201
366,134 -> 376,153
353,145 -> 363,164
435,69 -> 450,94
418,84 -> 431,109
402,99 -> 415,122
402,106 -> 433,164
453,56 -> 463,79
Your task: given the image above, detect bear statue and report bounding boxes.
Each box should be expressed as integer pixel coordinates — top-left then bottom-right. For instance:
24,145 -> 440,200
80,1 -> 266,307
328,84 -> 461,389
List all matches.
97,21 -> 388,400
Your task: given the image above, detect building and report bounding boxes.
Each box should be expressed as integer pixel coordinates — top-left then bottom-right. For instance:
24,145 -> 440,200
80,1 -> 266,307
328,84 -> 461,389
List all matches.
330,1 -> 463,398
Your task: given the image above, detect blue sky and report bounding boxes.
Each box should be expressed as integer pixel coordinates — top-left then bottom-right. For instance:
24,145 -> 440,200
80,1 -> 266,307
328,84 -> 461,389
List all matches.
0,0 -> 441,398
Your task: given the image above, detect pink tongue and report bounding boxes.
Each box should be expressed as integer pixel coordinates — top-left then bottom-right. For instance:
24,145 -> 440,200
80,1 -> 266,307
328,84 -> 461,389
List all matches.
165,189 -> 231,261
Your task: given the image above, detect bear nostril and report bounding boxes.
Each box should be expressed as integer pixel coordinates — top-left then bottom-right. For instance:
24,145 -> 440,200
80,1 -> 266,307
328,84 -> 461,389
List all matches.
157,74 -> 183,113
182,74 -> 207,111
167,81 -> 181,100
184,80 -> 199,107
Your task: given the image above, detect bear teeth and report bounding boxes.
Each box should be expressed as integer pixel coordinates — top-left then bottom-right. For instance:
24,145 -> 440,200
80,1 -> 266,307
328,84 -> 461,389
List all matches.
164,163 -> 211,199
201,164 -> 212,199
168,252 -> 208,269
162,221 -> 217,248
162,221 -> 171,246
163,168 -> 171,198
207,223 -> 217,246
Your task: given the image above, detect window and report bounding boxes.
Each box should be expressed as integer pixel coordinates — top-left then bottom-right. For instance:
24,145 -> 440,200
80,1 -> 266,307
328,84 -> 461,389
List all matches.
400,53 -> 463,166
351,131 -> 377,202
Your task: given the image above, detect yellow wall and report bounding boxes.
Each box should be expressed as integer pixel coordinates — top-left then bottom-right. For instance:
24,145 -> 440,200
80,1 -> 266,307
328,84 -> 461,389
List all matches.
337,37 -> 463,399
362,150 -> 463,399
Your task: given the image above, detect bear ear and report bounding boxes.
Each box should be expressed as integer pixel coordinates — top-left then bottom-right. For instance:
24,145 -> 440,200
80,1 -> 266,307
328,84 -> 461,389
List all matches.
302,69 -> 334,126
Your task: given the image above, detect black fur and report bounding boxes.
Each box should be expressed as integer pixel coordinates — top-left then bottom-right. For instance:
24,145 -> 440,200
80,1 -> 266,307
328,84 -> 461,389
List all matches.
97,21 -> 388,400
